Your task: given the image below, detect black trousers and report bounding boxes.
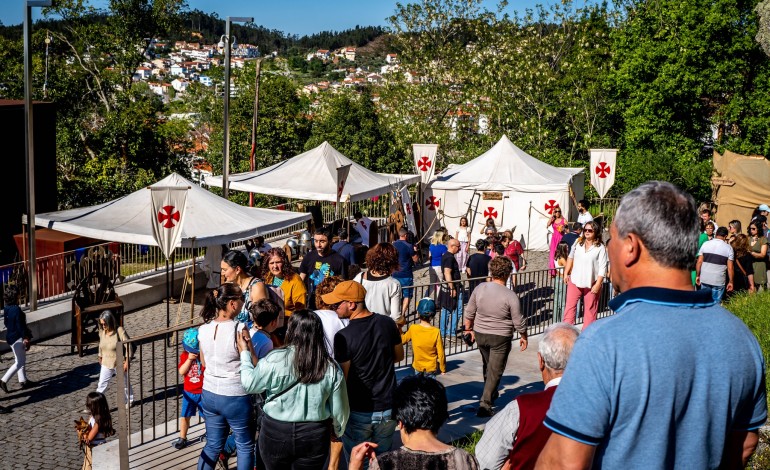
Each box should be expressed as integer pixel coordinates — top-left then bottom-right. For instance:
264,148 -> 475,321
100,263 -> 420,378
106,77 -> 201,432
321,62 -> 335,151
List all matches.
475,331 -> 512,411
259,413 -> 331,470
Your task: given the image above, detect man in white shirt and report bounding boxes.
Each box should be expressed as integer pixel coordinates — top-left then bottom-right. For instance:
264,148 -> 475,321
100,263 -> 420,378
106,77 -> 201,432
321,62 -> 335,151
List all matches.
577,199 -> 594,226
696,226 -> 734,302
476,323 -> 580,470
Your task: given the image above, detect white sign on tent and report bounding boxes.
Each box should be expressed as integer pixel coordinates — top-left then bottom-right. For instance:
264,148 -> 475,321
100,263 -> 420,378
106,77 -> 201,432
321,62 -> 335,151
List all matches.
589,149 -> 617,198
413,144 -> 438,184
150,186 -> 189,260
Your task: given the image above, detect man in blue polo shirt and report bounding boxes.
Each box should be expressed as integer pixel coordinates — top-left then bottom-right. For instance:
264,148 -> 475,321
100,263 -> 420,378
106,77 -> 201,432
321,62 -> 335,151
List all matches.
536,181 -> 767,469
392,227 -> 418,322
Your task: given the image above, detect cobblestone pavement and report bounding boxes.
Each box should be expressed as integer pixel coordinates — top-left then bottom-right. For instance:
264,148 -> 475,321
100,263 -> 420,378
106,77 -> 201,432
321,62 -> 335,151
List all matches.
0,252 -> 552,470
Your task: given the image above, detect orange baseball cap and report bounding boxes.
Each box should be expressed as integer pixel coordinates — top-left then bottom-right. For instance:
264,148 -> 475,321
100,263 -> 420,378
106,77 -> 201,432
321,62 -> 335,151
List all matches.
321,280 -> 366,304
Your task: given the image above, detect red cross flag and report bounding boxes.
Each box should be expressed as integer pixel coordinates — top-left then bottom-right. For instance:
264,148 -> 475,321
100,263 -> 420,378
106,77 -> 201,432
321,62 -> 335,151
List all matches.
412,144 -> 438,185
150,186 -> 189,260
589,149 -> 617,198
400,187 -> 416,233
336,164 -> 352,205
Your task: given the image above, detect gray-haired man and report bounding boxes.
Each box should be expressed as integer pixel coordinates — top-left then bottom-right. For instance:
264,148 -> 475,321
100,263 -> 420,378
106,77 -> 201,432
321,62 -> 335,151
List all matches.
537,181 -> 766,469
475,323 -> 580,470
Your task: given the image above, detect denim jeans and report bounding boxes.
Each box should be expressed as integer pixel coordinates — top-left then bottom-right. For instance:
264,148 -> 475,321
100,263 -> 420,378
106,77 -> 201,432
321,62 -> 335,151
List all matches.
342,410 -> 396,469
197,390 -> 254,470
440,289 -> 463,337
701,283 -> 725,302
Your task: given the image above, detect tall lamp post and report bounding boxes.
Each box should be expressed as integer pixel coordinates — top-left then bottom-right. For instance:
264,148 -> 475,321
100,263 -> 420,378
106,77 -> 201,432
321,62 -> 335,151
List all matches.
220,16 -> 253,199
24,0 -> 52,311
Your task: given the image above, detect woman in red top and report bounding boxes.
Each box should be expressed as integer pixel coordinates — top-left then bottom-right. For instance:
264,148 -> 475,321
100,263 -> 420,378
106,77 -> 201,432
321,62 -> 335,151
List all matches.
502,230 -> 526,272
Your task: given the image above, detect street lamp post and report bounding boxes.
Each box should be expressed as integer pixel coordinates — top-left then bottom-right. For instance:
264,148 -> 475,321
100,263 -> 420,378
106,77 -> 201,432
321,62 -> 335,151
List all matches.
221,16 -> 253,199
24,0 -> 52,311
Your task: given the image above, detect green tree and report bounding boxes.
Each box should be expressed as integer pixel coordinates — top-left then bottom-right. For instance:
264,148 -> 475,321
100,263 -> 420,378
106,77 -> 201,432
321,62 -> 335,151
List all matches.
306,88 -> 408,173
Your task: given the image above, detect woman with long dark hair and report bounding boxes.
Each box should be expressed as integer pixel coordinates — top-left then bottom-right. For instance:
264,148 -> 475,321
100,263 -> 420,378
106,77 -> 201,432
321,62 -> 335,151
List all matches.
221,250 -> 268,323
196,283 -> 254,470
563,220 -> 608,328
748,221 -> 768,290
261,247 -> 306,316
238,309 -> 349,470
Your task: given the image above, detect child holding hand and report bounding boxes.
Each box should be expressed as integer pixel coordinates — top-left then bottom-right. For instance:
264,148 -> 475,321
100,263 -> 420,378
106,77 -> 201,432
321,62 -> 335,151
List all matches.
173,328 -> 204,450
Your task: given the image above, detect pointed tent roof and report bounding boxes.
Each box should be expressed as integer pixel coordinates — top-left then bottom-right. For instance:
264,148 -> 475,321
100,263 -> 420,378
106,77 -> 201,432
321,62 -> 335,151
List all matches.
431,135 -> 584,191
35,173 -> 311,247
204,141 -> 420,202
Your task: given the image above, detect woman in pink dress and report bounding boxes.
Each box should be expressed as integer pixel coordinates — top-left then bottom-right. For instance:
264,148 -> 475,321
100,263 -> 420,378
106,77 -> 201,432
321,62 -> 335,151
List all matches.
547,206 -> 566,276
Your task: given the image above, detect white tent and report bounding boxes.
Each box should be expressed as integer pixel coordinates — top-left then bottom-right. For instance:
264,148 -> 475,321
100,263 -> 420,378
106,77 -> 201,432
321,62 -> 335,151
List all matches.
425,135 -> 585,251
36,173 -> 311,247
204,141 -> 420,202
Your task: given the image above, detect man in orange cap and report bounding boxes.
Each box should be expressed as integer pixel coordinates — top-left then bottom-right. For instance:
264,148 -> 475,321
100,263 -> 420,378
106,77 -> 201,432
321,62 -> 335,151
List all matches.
323,280 -> 405,466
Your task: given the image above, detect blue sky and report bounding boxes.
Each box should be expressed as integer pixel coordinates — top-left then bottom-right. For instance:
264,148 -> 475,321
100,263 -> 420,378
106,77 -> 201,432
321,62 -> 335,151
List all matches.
0,0 -> 575,36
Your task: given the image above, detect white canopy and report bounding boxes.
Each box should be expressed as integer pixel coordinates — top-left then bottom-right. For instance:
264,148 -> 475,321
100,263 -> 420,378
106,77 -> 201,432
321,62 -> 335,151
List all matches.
36,173 -> 311,247
204,141 -> 420,202
431,135 -> 584,192
424,135 -> 585,251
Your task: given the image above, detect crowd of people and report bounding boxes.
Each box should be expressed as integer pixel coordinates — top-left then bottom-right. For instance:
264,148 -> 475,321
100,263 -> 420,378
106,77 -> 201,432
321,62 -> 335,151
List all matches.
3,184 -> 768,470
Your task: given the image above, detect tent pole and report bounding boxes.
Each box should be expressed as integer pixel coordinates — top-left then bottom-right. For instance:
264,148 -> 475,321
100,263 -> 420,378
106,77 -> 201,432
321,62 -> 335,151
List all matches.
190,238 -> 196,323
526,201 -> 532,259
166,258 -> 170,329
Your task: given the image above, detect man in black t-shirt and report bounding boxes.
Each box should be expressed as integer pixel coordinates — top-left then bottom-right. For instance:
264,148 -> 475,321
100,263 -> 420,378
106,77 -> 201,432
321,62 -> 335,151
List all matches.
439,239 -> 463,337
325,281 -> 404,464
299,228 -> 348,309
467,239 -> 492,296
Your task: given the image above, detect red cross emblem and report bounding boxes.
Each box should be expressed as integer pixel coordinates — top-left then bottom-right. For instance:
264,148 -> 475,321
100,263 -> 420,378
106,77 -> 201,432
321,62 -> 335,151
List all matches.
337,179 -> 345,198
544,200 -> 558,215
483,207 -> 498,219
595,162 -> 611,179
157,205 -> 180,228
417,156 -> 432,172
406,204 -> 412,215
426,196 -> 440,211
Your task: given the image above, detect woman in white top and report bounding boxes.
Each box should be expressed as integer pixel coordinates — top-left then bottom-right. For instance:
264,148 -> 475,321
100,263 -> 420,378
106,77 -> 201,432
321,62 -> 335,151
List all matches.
563,220 -> 608,328
196,283 -> 254,470
354,243 -> 403,325
455,216 -> 471,272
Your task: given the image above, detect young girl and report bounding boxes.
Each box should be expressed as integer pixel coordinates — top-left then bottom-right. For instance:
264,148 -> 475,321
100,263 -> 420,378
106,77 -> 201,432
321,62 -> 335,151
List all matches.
553,242 -> 569,323
1,285 -> 34,394
401,298 -> 446,377
455,217 -> 471,272
81,392 -> 115,470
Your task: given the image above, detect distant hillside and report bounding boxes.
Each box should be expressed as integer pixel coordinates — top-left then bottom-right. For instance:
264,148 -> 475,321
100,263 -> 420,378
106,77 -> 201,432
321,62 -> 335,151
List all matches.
0,9 -> 386,55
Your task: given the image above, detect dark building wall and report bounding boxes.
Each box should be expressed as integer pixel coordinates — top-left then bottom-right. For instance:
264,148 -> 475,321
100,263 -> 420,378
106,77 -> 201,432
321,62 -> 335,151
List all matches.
0,100 -> 58,265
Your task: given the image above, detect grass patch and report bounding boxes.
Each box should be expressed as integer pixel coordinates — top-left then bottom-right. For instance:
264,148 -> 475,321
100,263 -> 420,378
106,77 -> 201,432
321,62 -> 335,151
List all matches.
452,429 -> 483,455
724,290 -> 770,469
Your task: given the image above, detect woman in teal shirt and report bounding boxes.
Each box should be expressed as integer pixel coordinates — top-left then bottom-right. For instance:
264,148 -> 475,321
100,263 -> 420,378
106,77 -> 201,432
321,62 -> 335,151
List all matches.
237,309 -> 349,469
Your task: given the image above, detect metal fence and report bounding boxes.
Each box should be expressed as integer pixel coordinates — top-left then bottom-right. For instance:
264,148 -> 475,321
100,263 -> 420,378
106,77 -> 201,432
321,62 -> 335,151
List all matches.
396,268 -> 616,368
589,198 -> 621,227
112,267 -> 615,468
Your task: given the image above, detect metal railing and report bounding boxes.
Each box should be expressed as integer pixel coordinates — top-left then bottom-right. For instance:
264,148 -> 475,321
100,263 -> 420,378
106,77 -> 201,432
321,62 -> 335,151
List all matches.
589,198 -> 621,227
0,242 -> 205,310
396,268 -> 616,368
116,320 -> 199,469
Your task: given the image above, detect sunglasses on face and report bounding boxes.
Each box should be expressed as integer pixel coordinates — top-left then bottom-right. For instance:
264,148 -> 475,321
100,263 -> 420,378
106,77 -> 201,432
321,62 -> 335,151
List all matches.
329,302 -> 343,311
584,229 -> 594,233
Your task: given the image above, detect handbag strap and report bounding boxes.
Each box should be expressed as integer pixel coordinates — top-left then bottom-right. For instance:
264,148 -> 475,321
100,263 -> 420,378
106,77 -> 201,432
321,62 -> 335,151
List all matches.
264,379 -> 300,404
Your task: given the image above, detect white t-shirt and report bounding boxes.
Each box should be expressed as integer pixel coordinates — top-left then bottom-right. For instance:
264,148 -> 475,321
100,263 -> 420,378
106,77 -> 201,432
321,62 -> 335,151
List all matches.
456,228 -> 470,243
354,272 -> 403,323
568,242 -> 609,289
314,309 -> 349,358
197,319 -> 247,396
577,211 -> 594,226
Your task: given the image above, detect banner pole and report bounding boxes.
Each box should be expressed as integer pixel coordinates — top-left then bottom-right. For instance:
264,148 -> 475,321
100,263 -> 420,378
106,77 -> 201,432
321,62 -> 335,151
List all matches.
166,258 -> 170,329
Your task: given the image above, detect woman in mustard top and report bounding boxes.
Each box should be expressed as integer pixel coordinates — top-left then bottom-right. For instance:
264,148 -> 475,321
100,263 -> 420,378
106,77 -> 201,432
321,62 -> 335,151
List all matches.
261,248 -> 307,316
